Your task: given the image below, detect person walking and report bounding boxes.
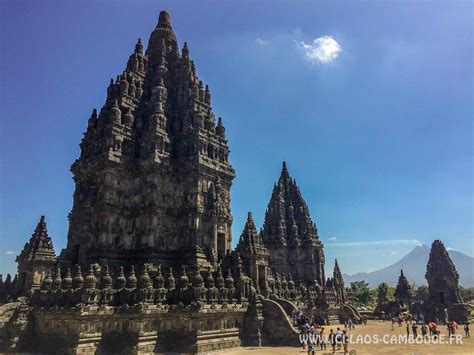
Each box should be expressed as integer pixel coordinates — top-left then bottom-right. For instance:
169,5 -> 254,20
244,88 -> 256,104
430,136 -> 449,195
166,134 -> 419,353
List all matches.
307,326 -> 316,355
336,327 -> 342,350
464,322 -> 470,338
342,329 -> 349,354
319,326 -> 327,350
412,322 -> 418,338
421,323 -> 428,339
406,322 -> 410,337
329,329 -> 336,354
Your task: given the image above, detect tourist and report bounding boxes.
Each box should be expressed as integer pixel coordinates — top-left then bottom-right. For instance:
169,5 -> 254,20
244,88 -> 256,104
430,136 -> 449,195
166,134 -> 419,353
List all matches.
292,309 -> 298,326
342,329 -> 349,354
319,326 -> 327,350
329,329 -> 336,353
406,323 -> 410,337
447,321 -> 458,337
412,322 -> 418,338
463,322 -> 470,338
421,323 -> 428,339
449,320 -> 458,336
307,325 -> 316,355
336,327 -> 342,350
428,321 -> 437,337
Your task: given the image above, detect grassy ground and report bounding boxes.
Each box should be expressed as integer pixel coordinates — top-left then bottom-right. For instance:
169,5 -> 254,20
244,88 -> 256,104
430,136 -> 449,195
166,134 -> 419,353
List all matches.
214,320 -> 472,354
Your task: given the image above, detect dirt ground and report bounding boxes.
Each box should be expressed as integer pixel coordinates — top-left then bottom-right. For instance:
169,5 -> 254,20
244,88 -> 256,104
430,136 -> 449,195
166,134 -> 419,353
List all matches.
213,320 -> 472,355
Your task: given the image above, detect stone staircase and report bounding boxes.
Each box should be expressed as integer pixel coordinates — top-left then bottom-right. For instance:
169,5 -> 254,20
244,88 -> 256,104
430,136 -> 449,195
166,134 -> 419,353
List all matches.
262,298 -> 301,346
0,302 -> 21,351
342,303 -> 363,323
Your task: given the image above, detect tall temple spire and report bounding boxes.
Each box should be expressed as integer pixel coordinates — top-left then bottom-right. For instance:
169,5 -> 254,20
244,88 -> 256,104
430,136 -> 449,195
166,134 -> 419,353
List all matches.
60,9 -> 235,272
261,162 -> 325,284
262,162 -> 319,244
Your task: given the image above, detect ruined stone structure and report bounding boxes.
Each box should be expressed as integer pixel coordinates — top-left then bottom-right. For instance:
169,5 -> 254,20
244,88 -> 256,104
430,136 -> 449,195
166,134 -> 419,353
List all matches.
394,269 -> 412,308
424,239 -> 468,323
0,10 -> 354,354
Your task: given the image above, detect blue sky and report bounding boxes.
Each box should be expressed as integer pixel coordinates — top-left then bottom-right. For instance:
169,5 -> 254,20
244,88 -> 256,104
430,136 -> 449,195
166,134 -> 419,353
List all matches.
0,0 -> 472,278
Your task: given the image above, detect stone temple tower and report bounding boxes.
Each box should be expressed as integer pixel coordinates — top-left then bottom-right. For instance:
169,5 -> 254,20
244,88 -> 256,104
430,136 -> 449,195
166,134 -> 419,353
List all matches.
59,11 -> 235,272
261,162 -> 325,285
16,216 -> 56,296
425,239 -> 468,322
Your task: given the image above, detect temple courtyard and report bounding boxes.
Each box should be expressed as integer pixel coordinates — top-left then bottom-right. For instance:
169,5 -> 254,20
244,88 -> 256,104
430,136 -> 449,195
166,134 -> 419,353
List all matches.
215,320 -> 473,354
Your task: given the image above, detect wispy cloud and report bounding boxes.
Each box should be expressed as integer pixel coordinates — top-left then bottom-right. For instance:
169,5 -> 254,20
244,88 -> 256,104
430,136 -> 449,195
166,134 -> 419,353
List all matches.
255,38 -> 268,47
298,35 -> 342,63
4,251 -> 16,255
328,237 -> 337,241
446,247 -> 454,251
326,239 -> 422,248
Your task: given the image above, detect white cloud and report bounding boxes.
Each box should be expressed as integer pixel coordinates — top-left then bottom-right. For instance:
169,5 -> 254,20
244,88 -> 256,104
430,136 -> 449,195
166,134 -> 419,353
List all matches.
328,237 -> 337,241
446,247 -> 454,251
298,35 -> 342,63
326,239 -> 421,248
4,251 -> 16,255
390,251 -> 400,255
255,38 -> 268,47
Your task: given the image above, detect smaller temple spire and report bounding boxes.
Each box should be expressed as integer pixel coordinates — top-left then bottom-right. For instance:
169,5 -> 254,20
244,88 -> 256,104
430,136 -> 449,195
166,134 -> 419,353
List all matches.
17,215 -> 56,263
394,268 -> 412,307
182,41 -> 189,59
238,211 -> 259,247
135,38 -> 143,54
216,117 -> 225,138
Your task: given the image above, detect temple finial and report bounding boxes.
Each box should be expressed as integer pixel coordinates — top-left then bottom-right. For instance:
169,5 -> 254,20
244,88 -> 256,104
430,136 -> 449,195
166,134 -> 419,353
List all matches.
135,38 -> 143,54
158,10 -> 172,29
280,161 -> 289,179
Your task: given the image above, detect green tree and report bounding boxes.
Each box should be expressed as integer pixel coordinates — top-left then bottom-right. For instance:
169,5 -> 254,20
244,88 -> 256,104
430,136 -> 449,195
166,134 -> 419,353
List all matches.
413,285 -> 429,304
376,282 -> 390,305
351,280 -> 372,306
459,287 -> 474,302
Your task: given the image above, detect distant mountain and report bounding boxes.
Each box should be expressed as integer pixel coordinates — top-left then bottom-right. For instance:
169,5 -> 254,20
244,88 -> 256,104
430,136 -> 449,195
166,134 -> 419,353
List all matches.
342,244 -> 474,288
